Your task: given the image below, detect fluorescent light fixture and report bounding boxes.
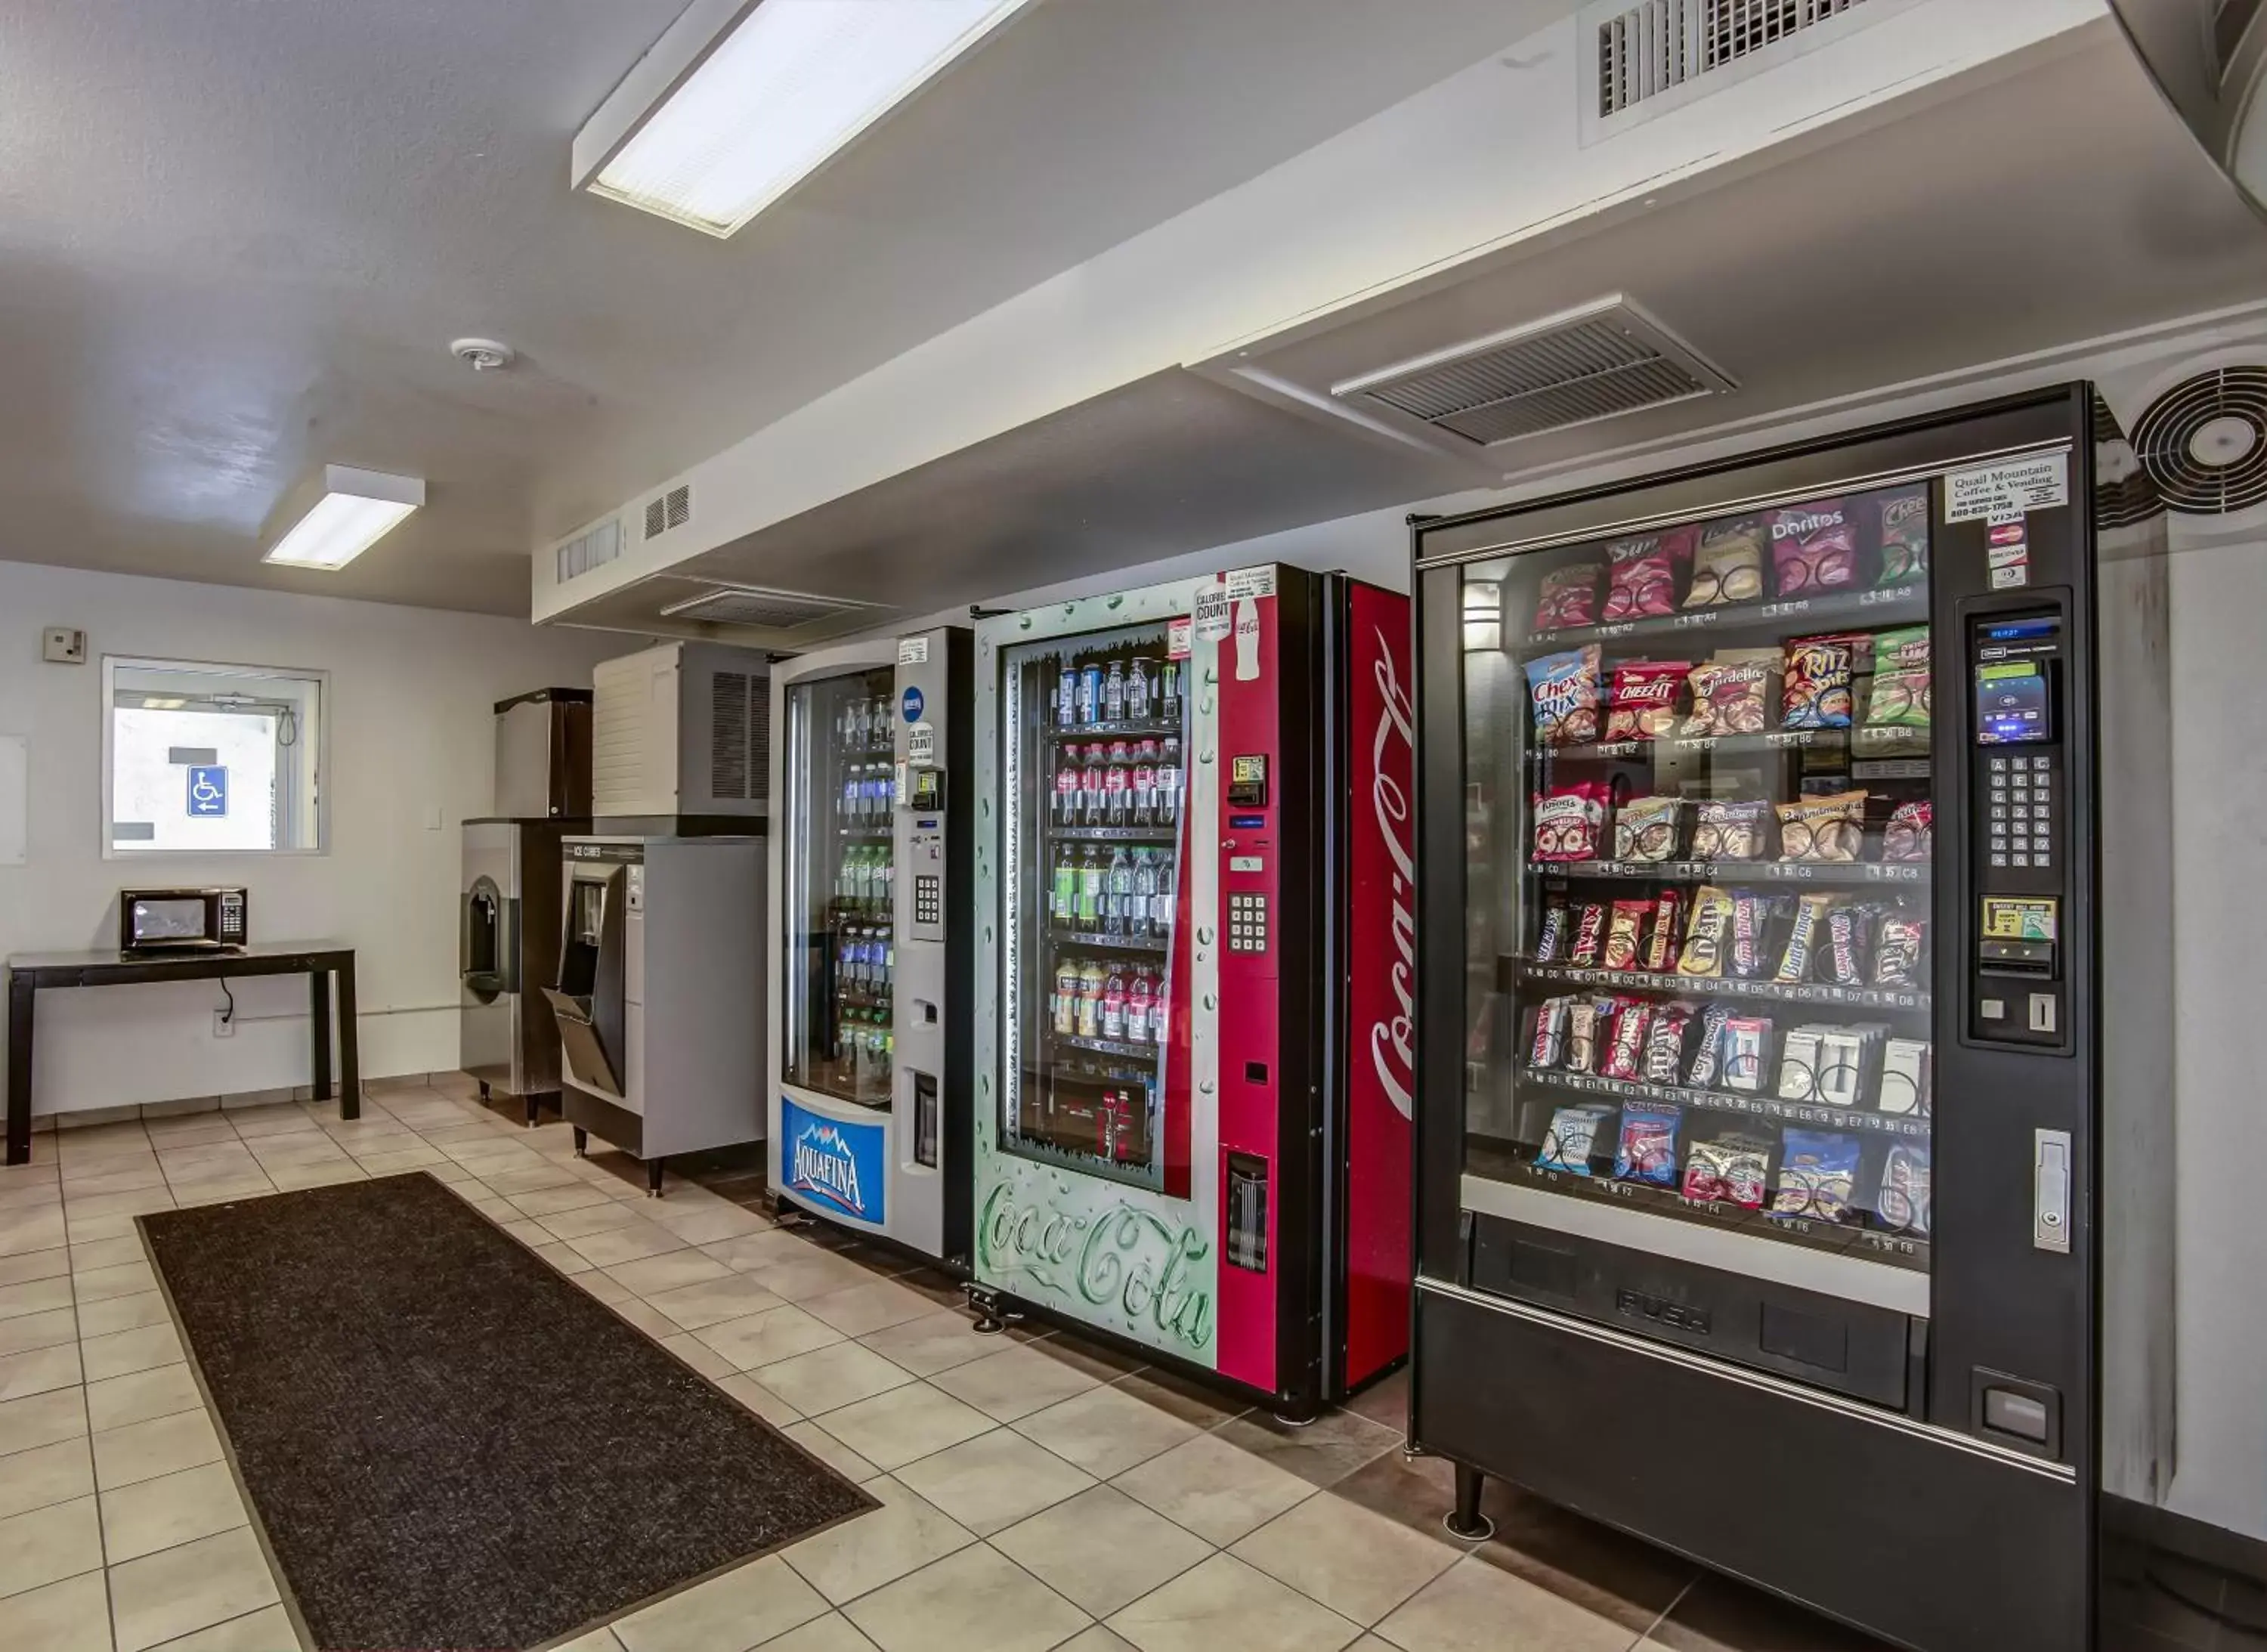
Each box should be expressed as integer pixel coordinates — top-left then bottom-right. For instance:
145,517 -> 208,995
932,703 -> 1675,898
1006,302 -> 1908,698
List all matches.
575,0 -> 1039,238
263,466 -> 424,571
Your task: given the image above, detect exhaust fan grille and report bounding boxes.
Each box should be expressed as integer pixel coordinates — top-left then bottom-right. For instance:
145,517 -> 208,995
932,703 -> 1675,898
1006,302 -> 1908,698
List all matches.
659,583 -> 883,631
2131,367 -> 2267,516
1337,299 -> 1732,449
2092,391 -> 2165,533
1600,0 -> 1872,116
708,671 -> 769,802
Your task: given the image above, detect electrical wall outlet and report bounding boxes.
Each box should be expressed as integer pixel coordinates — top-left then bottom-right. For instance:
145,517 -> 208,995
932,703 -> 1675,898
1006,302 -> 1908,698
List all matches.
213,1010 -> 234,1039
42,627 -> 86,665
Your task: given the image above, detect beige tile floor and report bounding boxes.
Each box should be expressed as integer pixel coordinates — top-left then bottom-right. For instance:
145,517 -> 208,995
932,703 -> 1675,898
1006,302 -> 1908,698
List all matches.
0,1076 -> 1900,1652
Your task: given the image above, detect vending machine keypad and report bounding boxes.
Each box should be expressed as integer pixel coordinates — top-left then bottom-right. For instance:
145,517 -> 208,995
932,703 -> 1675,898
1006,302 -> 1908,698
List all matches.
1968,611 -> 2071,1050
1228,892 -> 1269,953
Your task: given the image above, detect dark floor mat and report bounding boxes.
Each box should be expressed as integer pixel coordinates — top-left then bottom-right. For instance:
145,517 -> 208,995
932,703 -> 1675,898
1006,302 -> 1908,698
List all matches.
140,1172 -> 876,1652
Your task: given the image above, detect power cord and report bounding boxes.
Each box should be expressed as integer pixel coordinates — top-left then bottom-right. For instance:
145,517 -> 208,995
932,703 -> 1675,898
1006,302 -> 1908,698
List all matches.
218,981 -> 234,1028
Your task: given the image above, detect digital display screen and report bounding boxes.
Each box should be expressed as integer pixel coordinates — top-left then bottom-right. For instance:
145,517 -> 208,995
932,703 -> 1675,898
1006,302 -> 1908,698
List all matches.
1976,664 -> 2052,744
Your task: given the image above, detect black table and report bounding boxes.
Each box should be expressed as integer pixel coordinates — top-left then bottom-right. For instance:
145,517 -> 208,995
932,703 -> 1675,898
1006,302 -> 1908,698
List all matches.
6,943 -> 357,1166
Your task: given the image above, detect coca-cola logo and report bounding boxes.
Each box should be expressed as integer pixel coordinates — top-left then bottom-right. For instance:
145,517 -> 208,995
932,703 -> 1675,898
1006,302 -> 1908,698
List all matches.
978,1182 -> 1214,1351
1368,629 -> 1416,1121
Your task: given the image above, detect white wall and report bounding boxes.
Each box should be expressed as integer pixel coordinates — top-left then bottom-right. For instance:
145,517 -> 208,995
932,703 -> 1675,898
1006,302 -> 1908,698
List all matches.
0,558 -> 622,1112
2166,536 -> 2267,1542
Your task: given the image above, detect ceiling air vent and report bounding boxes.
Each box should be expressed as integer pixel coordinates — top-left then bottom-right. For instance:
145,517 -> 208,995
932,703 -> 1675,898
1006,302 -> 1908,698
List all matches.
643,484 -> 692,542
1597,0 -> 1875,118
658,583 -> 884,631
1332,297 -> 1733,450
554,517 -> 623,583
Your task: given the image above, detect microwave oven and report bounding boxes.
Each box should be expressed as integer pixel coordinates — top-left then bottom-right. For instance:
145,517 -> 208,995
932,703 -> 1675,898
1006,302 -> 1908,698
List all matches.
120,888 -> 249,954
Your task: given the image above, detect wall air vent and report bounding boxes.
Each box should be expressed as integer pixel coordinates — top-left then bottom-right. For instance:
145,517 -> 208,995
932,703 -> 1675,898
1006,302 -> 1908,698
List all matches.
1594,0 -> 1888,120
658,583 -> 884,632
643,484 -> 693,542
554,517 -> 623,583
2129,367 -> 2267,516
1332,297 -> 1733,450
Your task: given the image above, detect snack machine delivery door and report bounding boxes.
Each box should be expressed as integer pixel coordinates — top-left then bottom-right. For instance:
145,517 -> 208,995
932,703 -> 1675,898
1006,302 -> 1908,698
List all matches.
1461,484 -> 1938,1378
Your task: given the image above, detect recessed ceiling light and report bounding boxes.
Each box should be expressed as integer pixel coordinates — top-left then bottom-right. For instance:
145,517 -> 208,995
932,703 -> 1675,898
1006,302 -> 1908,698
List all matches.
574,0 -> 1040,239
263,466 -> 425,571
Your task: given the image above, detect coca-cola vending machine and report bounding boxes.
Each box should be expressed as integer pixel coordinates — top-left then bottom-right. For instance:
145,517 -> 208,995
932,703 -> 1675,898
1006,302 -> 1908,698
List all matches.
969,566 -> 1412,1412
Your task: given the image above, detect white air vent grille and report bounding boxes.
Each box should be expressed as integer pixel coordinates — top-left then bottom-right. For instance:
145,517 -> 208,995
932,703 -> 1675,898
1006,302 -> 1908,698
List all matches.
710,671 -> 751,800
642,484 -> 692,542
658,583 -> 881,631
1335,298 -> 1732,450
554,518 -> 622,583
1599,0 -> 1871,116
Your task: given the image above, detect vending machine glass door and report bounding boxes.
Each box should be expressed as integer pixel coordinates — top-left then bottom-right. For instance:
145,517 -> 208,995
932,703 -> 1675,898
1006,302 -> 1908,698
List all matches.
1461,485 -> 1938,1329
782,667 -> 899,1107
999,625 -> 1189,1191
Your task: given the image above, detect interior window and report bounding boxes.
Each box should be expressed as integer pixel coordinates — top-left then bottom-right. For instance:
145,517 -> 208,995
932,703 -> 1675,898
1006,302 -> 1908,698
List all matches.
103,657 -> 326,855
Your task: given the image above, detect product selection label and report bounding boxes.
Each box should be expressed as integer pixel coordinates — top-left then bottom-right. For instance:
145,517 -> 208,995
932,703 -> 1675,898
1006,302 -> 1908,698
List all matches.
782,1098 -> 886,1224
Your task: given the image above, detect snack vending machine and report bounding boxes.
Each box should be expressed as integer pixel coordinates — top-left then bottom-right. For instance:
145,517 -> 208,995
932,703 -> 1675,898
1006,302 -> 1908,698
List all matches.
768,627 -> 973,1265
970,567 -> 1414,1414
1411,388 -> 2100,1651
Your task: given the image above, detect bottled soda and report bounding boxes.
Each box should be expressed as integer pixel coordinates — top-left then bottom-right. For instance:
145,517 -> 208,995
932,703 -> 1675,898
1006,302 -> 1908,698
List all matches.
1105,846 -> 1133,936
841,764 -> 860,823
1150,855 -> 1175,938
1126,967 -> 1155,1044
1077,663 -> 1102,726
1132,849 -> 1158,936
1159,660 -> 1182,725
1057,665 -> 1078,729
1054,744 -> 1081,826
1075,847 -> 1104,930
1081,744 -> 1109,828
877,849 -> 894,914
1053,957 -> 1079,1035
1104,741 -> 1131,827
1130,741 -> 1158,826
1156,738 -> 1182,824
1151,967 -> 1171,1049
1103,660 -> 1125,722
1101,964 -> 1127,1041
1051,845 -> 1078,930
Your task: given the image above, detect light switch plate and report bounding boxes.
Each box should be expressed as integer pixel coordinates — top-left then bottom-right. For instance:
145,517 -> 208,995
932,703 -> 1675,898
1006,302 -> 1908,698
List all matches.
42,627 -> 85,665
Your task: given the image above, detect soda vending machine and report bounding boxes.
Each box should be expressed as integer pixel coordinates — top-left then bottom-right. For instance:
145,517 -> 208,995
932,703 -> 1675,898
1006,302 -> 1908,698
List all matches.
768,627 -> 973,1265
1410,388 -> 2100,1650
970,566 -> 1414,1414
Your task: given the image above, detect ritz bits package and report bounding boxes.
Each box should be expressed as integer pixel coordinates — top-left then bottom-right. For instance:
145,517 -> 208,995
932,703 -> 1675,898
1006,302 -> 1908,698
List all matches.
1526,646 -> 1602,745
1603,661 -> 1692,743
1781,635 -> 1858,730
1687,518 -> 1767,606
1876,486 -> 1931,587
1532,562 -> 1603,633
1768,498 -> 1859,596
1602,527 -> 1697,620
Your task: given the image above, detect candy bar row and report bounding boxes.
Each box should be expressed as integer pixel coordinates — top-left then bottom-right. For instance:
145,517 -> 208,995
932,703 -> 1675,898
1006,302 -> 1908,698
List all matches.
1536,889 -> 1928,990
1533,1100 -> 1932,1237
1527,626 -> 1931,745
1529,487 -> 1928,631
1528,994 -> 1932,1115
1534,788 -> 1932,868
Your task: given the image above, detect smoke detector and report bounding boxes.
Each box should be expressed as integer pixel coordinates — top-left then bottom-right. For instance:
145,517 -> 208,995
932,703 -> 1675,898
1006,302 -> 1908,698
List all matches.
450,338 -> 517,373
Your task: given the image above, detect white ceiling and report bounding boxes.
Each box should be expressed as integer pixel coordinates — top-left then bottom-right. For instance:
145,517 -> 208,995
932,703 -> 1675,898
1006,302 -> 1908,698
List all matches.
566,22 -> 2267,641
0,0 -> 1561,614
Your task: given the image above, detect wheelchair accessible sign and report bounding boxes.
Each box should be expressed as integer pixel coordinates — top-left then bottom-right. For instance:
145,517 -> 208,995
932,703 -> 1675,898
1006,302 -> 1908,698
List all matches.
187,766 -> 228,818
